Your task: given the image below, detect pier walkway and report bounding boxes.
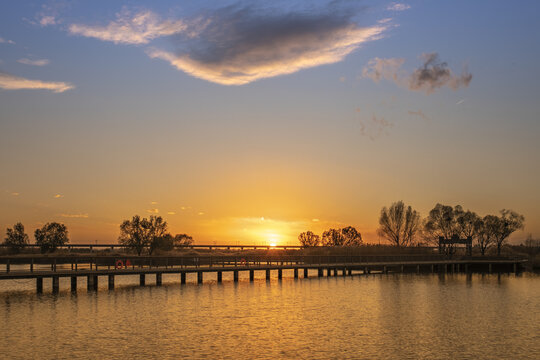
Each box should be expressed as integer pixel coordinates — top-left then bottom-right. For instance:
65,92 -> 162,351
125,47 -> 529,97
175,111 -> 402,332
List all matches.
0,255 -> 527,293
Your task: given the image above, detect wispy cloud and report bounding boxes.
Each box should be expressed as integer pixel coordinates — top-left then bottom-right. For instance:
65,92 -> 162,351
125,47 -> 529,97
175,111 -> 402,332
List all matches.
363,52 -> 472,94
456,99 -> 466,105
69,8 -> 188,45
387,3 -> 411,11
60,213 -> 89,218
359,114 -> 394,140
54,194 -> 64,198
0,37 -> 15,44
147,4 -> 387,85
146,208 -> 159,214
408,109 -> 430,121
167,211 -> 176,215
17,58 -> 50,66
11,192 -> 20,196
0,72 -> 73,93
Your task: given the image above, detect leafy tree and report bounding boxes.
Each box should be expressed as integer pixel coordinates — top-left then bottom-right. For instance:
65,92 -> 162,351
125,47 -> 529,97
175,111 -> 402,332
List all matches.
150,233 -> 174,253
119,215 -> 148,255
298,231 -> 320,247
489,209 -> 525,256
341,226 -> 363,246
4,222 -> 29,253
34,222 -> 69,253
321,228 -> 345,246
146,216 -> 168,255
377,201 -> 420,247
321,227 -> 362,246
173,234 -> 194,246
423,203 -> 461,243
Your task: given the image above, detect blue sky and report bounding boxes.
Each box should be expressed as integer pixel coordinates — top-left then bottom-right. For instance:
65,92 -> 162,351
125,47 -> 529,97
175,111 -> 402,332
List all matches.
1,1 -> 539,244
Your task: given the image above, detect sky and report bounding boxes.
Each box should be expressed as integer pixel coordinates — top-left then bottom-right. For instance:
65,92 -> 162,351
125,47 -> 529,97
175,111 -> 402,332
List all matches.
1,0 -> 539,245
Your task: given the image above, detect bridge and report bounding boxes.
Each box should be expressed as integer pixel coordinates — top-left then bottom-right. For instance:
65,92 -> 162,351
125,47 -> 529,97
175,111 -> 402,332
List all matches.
0,254 -> 527,293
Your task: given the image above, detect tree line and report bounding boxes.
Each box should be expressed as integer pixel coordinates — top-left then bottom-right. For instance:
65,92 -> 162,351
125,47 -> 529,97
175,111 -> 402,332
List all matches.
2,215 -> 193,255
298,201 -> 525,256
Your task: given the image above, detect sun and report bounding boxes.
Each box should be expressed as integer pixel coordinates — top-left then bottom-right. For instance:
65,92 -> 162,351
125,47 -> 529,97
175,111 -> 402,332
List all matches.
269,242 -> 277,247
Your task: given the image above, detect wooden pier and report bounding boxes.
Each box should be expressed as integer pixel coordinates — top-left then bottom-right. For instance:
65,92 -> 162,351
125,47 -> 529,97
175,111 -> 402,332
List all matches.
0,255 -> 527,293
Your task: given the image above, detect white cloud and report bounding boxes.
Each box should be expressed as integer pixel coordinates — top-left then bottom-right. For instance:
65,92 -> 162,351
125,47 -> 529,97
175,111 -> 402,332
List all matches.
69,9 -> 188,45
17,58 -> 50,66
40,15 -> 57,26
0,37 -> 15,44
387,3 -> 411,11
0,72 -> 74,93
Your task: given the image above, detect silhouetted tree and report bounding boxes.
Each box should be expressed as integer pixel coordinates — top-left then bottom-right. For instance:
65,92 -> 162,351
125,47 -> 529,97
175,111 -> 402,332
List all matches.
321,227 -> 362,246
173,234 -> 194,246
150,233 -> 174,253
474,216 -> 496,256
456,208 -> 480,239
423,204 -> 461,243
377,201 -> 420,247
4,222 -> 29,253
322,228 -> 345,246
489,209 -> 525,256
298,231 -> 320,247
146,216 -> 168,255
34,222 -> 69,253
341,226 -> 363,246
119,215 -> 147,255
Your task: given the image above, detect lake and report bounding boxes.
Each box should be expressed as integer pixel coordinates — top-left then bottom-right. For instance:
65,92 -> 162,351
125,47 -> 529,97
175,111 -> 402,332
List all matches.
1,271 -> 539,359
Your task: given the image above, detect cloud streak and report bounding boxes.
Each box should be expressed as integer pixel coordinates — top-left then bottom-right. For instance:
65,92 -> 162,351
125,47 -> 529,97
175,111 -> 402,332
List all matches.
147,5 -> 387,85
387,3 -> 411,11
0,72 -> 73,92
363,52 -> 472,94
69,9 -> 188,45
0,37 -> 15,44
17,58 -> 50,66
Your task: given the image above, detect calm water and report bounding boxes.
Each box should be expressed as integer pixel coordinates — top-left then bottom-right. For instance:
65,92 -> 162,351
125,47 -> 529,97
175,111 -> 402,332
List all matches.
1,271 -> 539,359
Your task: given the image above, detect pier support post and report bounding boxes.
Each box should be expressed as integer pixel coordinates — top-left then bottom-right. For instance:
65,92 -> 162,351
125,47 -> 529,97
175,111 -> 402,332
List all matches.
278,269 -> 282,280
333,268 -> 338,277
444,264 -> 448,274
52,276 -> 59,293
140,274 -> 146,286
36,277 -> 43,293
250,270 -> 254,281
383,266 -> 387,274
318,268 -> 323,277
156,273 -> 162,286
71,276 -> 77,292
108,275 -> 114,290
514,263 -> 518,274
364,267 -> 368,275
342,268 -> 346,276
294,269 -> 298,278
465,264 -> 469,273
217,271 -> 222,283
348,268 -> 352,276
416,265 -> 420,274
266,269 -> 271,280
457,264 -> 460,272
181,272 -> 186,284
489,264 -> 492,273
233,270 -> 239,282
304,268 -> 308,278
87,275 -> 97,291
327,268 -> 331,276
431,264 -> 434,273
197,271 -> 203,284
400,265 -> 404,273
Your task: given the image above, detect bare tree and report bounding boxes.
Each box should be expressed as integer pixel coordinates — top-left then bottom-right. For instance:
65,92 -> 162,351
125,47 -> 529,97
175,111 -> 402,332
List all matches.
341,226 -> 363,246
298,231 -> 320,247
423,203 -> 461,243
34,222 -> 69,253
4,222 -> 29,253
489,209 -> 525,256
377,201 -> 420,247
475,216 -> 496,255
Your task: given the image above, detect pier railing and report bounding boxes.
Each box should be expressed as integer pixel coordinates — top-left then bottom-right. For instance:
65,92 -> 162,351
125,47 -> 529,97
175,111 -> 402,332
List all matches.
0,254 -> 525,274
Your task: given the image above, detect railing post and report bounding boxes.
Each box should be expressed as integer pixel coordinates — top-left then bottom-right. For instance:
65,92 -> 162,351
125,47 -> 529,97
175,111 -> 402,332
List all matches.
6,259 -> 10,273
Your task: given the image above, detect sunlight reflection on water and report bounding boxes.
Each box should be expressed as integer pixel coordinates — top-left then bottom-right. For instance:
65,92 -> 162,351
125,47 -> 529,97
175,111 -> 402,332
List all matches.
1,272 -> 539,359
